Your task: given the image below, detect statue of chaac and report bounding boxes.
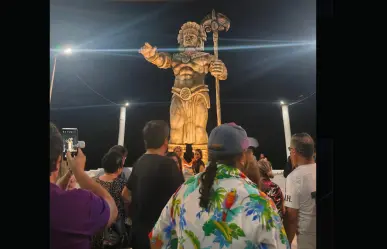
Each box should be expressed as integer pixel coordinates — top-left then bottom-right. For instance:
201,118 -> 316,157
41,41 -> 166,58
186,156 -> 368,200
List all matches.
139,21 -> 228,162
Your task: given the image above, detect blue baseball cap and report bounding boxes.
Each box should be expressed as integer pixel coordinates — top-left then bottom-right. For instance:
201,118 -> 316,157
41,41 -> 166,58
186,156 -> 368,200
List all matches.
208,123 -> 258,157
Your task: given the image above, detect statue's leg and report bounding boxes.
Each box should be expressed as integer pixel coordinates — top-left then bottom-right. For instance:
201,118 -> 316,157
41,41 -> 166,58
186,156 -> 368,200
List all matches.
170,96 -> 184,145
191,95 -> 208,163
194,96 -> 209,145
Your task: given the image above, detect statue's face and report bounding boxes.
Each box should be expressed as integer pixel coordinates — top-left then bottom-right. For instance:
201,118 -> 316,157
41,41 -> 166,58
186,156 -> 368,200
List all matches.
183,32 -> 199,48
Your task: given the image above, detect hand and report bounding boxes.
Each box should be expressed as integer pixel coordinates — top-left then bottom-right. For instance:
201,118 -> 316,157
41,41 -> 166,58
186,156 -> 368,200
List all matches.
66,148 -> 86,173
139,42 -> 157,59
209,59 -> 226,77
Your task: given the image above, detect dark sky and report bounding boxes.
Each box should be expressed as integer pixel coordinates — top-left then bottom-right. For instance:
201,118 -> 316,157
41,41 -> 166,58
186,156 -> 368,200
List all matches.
50,0 -> 316,170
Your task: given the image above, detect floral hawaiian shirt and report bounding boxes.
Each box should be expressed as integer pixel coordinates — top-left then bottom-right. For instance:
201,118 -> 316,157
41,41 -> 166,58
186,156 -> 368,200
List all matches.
149,164 -> 290,249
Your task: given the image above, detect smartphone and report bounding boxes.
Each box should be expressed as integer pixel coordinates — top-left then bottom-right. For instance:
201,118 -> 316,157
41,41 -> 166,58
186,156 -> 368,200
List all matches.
62,128 -> 79,153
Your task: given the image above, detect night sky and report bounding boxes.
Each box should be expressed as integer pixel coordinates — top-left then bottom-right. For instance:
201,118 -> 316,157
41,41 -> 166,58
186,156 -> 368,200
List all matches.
50,0 -> 316,171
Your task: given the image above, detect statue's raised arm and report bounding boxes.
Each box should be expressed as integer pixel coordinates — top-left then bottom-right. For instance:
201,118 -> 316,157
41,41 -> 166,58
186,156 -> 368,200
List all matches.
139,42 -> 172,69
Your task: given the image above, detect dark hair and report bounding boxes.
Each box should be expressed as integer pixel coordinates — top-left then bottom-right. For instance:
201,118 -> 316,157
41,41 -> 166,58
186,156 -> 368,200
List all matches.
143,120 -> 169,149
199,153 -> 242,209
101,151 -> 123,174
166,152 -> 182,172
108,145 -> 128,157
291,133 -> 315,158
193,149 -> 204,174
50,122 -> 63,174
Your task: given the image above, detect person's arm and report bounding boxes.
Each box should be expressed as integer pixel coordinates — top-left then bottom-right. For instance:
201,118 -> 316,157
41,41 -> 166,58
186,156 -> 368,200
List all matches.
121,186 -> 132,203
67,150 -> 118,228
56,170 -> 72,190
277,187 -> 286,217
122,166 -> 135,203
283,177 -> 300,244
149,194 -> 176,249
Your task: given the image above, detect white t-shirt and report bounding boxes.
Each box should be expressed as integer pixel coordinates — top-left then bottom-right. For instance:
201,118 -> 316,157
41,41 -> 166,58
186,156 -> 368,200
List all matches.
285,163 -> 316,237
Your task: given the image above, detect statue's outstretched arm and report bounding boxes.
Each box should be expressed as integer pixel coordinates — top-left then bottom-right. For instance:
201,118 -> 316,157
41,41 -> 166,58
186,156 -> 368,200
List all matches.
139,42 -> 171,69
145,52 -> 172,69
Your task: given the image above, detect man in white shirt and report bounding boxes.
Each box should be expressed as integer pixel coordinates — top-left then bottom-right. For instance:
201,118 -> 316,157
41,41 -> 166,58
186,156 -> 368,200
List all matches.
284,133 -> 316,249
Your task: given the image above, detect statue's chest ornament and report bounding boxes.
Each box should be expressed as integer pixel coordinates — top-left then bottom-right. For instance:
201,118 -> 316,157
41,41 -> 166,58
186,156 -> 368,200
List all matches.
173,52 -> 207,64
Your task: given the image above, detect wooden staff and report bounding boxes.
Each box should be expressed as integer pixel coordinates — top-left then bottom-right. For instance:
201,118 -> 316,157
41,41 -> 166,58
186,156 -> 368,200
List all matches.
201,10 -> 230,126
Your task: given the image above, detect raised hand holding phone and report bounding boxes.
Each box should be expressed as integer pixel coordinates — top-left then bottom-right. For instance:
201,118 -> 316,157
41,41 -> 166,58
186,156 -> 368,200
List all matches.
66,148 -> 86,172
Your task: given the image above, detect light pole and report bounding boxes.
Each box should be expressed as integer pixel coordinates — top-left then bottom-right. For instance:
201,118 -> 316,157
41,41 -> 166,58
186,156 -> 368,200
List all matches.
118,102 -> 129,146
50,47 -> 72,103
280,101 -> 292,158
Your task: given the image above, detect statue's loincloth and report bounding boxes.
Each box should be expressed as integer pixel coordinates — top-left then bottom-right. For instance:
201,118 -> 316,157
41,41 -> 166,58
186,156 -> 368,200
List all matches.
171,84 -> 210,108
171,84 -> 210,144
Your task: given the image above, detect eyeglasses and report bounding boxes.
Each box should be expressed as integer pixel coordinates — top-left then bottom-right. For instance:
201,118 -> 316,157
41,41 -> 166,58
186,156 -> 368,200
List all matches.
288,147 -> 294,151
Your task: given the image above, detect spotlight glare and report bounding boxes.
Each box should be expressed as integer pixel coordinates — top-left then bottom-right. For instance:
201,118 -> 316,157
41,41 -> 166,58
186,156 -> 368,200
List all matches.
63,48 -> 72,55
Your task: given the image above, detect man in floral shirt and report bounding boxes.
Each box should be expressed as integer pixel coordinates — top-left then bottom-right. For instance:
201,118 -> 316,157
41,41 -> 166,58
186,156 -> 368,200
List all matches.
149,123 -> 289,249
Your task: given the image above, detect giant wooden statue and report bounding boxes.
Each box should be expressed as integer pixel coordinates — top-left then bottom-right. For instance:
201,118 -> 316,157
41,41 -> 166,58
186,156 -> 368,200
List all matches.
139,15 -> 229,162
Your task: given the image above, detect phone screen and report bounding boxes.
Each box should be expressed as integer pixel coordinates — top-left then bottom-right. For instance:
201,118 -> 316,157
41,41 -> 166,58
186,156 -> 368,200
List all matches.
62,128 -> 79,153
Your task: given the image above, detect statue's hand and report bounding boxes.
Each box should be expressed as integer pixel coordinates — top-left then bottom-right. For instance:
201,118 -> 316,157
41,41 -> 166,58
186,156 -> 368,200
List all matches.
209,59 -> 226,78
139,42 -> 157,59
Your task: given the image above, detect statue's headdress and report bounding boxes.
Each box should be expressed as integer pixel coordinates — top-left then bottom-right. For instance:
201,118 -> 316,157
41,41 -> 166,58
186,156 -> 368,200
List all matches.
177,22 -> 207,51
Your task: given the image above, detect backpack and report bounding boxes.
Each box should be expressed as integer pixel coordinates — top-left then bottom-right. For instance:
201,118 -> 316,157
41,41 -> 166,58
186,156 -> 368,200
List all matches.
102,217 -> 126,249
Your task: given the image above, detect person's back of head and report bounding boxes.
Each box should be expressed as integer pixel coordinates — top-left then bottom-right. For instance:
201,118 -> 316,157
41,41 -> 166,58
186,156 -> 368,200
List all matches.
50,122 -> 63,181
289,132 -> 315,167
200,123 -> 258,210
257,159 -> 274,179
143,120 -> 169,150
101,151 -> 124,174
108,145 -> 128,157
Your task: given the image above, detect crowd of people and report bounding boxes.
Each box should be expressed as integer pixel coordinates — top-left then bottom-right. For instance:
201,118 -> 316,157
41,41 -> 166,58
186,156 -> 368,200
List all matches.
50,120 -> 316,249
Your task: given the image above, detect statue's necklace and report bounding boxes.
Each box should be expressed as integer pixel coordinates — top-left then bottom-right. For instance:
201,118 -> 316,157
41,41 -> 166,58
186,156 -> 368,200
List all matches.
181,53 -> 191,63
